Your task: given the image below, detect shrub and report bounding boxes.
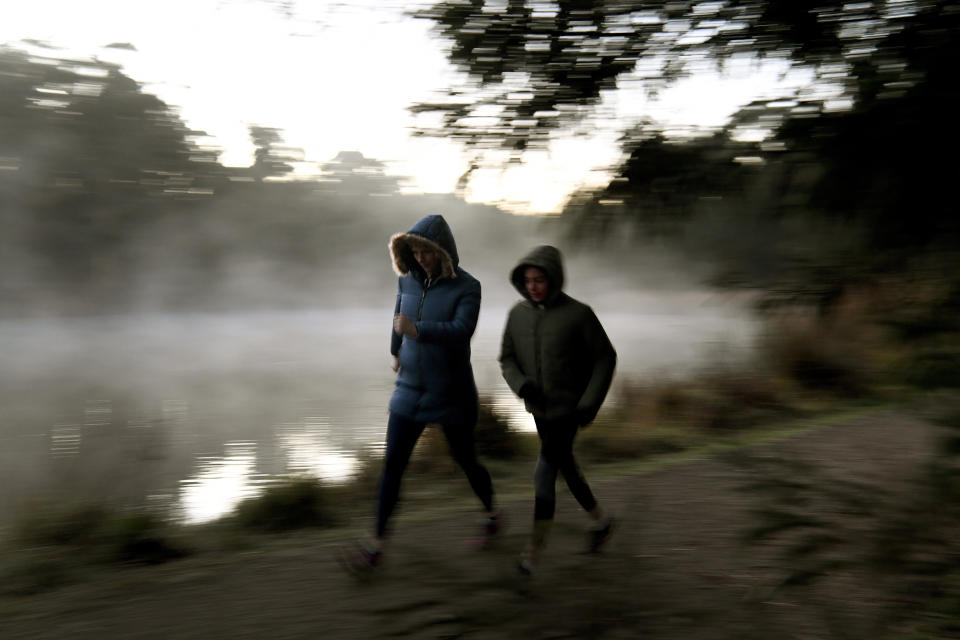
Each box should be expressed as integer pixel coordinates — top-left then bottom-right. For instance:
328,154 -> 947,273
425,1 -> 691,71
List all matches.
0,549 -> 75,596
902,347 -> 960,389
5,500 -> 188,576
577,418 -> 690,461
760,316 -> 870,396
11,501 -> 109,548
475,399 -> 524,460
407,426 -> 458,474
342,447 -> 385,499
401,400 -> 525,473
578,383 -> 695,459
232,477 -> 335,533
102,512 -> 189,564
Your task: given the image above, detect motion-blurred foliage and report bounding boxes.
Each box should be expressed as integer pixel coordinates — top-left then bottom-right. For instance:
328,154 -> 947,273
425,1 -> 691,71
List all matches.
5,500 -> 186,576
415,0 -> 960,314
232,477 -> 336,532
0,45 -> 540,315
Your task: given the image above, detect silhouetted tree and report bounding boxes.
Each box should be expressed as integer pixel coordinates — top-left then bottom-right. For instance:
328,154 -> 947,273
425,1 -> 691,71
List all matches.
415,0 -> 959,305
412,0 -> 917,152
0,47 -> 235,311
248,125 -> 297,181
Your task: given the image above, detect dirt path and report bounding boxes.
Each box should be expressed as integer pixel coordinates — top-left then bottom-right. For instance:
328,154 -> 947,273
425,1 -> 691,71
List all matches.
0,405 -> 944,640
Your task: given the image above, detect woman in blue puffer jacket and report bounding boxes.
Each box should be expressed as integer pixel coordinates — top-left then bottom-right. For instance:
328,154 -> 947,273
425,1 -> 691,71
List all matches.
343,214 -> 500,572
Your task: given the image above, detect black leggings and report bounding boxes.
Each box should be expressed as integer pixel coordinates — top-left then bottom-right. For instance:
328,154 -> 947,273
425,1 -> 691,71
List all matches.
376,412 -> 494,538
533,417 -> 597,521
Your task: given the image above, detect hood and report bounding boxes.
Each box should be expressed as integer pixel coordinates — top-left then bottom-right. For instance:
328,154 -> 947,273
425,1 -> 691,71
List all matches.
389,214 -> 459,279
510,245 -> 564,305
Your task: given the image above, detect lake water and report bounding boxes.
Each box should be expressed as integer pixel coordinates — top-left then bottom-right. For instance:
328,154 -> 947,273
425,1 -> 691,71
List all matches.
0,295 -> 757,524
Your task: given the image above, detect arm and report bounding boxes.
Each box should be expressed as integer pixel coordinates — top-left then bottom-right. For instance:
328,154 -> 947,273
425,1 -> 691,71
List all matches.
575,309 -> 617,423
414,278 -> 481,344
390,287 -> 402,357
498,313 -> 534,397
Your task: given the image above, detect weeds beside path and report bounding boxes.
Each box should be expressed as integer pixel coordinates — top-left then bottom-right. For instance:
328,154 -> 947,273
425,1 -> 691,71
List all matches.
0,402 -> 946,640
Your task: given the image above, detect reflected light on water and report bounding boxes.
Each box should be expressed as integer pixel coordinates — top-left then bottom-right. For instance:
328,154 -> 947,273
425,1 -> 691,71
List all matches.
489,388 -> 536,433
276,417 -> 361,483
179,441 -> 266,524
0,302 -> 758,524
50,422 -> 82,457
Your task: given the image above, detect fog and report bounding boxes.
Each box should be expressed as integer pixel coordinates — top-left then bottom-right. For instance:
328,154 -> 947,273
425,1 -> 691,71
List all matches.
0,199 -> 758,524
0,47 -> 759,524
2,5 -> 957,636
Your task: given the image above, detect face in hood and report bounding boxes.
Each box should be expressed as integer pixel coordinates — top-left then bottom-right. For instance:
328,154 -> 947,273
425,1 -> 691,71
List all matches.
510,245 -> 565,305
389,214 -> 460,279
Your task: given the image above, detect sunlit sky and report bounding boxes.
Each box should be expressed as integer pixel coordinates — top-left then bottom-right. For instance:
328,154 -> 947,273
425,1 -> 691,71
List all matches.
1,0 -> 831,213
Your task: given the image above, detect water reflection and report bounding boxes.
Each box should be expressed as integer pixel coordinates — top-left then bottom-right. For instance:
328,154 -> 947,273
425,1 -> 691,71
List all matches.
49,422 -> 82,457
179,441 -> 266,524
0,301 -> 757,525
489,388 -> 536,433
276,417 -> 361,482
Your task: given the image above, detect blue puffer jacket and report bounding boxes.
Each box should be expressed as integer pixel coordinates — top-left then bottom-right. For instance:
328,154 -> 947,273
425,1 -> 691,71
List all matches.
388,215 -> 480,426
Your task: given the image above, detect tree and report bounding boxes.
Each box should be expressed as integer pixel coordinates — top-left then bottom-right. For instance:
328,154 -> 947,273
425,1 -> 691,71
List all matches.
412,1 -> 959,316
248,125 -> 298,182
415,1 -> 959,258
0,47 -> 231,311
411,0 -> 919,153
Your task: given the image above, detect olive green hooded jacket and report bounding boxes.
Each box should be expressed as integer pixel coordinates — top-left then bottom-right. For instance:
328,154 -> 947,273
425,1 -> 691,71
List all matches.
498,245 -> 617,424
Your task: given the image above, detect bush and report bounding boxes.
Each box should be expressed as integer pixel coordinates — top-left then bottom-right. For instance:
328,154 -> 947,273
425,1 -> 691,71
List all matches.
407,427 -> 458,474
902,347 -> 960,389
577,418 -> 690,461
5,500 -> 187,576
761,316 -> 871,396
232,477 -> 335,533
11,501 -> 109,548
0,549 -> 75,596
475,399 -> 524,460
342,447 -> 385,499
399,400 -> 525,474
102,512 -> 188,564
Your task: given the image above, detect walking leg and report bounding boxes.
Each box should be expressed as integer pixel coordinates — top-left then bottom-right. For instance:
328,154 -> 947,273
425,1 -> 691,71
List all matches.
375,413 -> 427,540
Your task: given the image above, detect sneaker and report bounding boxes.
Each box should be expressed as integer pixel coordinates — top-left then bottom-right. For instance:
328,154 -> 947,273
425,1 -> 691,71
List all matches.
473,514 -> 503,550
339,540 -> 382,575
587,517 -> 615,554
516,551 -> 536,576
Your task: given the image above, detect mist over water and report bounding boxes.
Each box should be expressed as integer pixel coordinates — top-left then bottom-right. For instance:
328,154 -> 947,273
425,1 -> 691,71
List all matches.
0,62 -> 758,521
0,269 -> 757,524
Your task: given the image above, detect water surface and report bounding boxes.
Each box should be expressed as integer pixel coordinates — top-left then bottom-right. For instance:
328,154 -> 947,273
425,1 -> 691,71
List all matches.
0,296 -> 756,523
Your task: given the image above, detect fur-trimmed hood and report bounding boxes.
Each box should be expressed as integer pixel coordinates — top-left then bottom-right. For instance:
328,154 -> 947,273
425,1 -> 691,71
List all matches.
389,214 -> 459,280
510,245 -> 565,305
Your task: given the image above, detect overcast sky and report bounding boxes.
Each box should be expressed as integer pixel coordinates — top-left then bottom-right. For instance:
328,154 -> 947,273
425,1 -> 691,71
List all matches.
1,0 -> 827,213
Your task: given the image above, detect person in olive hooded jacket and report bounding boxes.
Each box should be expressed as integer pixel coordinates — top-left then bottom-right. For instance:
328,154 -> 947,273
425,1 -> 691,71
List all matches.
343,215 -> 500,572
499,245 -> 617,573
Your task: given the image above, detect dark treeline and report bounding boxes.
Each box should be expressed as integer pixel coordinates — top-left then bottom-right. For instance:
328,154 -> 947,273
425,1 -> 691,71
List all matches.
0,46 -> 548,316
5,0 -> 960,317
413,0 -> 960,312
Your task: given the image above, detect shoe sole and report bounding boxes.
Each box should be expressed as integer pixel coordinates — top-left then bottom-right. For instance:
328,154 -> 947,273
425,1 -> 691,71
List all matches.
337,546 -> 381,578
588,519 -> 616,554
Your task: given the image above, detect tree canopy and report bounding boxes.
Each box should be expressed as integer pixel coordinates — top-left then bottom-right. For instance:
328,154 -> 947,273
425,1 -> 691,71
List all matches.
0,46 -> 542,315
413,0 -> 960,298
412,0 -> 941,151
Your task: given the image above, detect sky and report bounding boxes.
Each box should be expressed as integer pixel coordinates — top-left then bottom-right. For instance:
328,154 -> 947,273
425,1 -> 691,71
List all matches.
0,0 -> 830,214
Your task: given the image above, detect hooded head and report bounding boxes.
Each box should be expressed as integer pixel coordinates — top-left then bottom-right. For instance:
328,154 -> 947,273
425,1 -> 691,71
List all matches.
389,214 -> 459,280
510,245 -> 564,305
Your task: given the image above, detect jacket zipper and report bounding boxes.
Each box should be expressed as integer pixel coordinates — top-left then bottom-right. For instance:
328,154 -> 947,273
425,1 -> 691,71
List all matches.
415,281 -> 428,391
418,281 -> 427,319
534,305 -> 543,393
